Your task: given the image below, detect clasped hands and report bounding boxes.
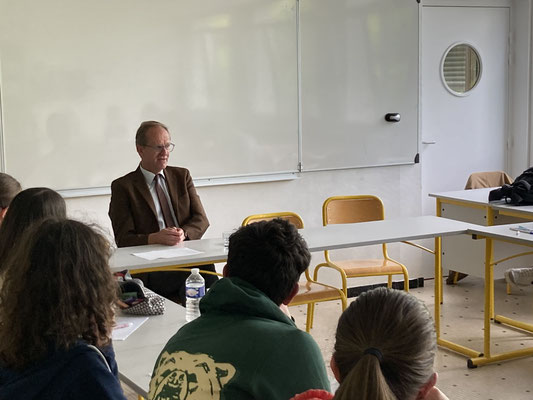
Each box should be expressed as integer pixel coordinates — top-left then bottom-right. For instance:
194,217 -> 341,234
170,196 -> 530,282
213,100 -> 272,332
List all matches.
148,227 -> 186,246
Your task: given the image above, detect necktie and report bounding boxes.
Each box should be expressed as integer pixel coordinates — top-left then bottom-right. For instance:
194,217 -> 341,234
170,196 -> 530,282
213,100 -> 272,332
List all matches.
154,174 -> 175,228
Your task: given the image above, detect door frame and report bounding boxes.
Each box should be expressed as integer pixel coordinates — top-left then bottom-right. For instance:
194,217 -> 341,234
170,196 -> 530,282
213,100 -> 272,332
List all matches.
419,0 -> 532,187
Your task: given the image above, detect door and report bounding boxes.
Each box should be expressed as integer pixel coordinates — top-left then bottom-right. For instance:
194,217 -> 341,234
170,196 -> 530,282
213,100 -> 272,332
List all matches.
421,6 -> 509,215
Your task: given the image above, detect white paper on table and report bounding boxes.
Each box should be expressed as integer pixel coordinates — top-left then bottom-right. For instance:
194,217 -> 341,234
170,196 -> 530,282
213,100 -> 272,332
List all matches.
112,315 -> 149,341
132,247 -> 202,261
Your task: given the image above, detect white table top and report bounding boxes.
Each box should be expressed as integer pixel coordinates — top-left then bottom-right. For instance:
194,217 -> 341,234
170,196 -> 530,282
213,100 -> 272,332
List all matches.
429,187 -> 533,217
468,221 -> 533,246
429,187 -> 497,205
110,216 -> 474,273
114,299 -> 186,398
300,215 -> 473,251
112,215 -> 475,397
110,238 -> 228,273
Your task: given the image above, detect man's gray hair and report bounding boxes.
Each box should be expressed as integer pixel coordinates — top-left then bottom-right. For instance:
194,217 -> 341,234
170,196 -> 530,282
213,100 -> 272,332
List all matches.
135,121 -> 169,146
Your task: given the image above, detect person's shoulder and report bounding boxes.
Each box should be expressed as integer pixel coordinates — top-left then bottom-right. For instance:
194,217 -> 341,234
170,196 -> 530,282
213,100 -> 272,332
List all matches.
165,166 -> 190,176
66,345 -> 126,399
68,344 -> 110,368
278,327 -> 323,354
111,168 -> 141,187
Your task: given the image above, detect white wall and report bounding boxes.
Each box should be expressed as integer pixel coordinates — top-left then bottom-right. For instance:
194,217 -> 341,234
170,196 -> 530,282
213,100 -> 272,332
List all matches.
509,0 -> 532,176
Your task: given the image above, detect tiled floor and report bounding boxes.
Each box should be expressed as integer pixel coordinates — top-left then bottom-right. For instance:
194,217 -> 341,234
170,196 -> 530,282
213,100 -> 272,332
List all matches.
123,276 -> 533,399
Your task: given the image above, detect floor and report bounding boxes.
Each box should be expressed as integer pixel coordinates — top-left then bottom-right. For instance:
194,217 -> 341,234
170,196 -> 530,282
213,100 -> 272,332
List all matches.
122,276 -> 533,400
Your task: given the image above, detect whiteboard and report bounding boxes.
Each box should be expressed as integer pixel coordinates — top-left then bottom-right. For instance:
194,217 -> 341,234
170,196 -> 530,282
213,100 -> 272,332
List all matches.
300,0 -> 419,170
0,0 -> 298,190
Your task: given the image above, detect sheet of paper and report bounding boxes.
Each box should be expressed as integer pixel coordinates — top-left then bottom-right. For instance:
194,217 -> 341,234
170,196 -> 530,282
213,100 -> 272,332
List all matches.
112,315 -> 149,341
132,247 -> 202,261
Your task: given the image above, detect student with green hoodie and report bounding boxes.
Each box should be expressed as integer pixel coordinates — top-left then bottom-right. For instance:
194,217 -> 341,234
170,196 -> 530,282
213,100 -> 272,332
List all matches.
149,218 -> 330,400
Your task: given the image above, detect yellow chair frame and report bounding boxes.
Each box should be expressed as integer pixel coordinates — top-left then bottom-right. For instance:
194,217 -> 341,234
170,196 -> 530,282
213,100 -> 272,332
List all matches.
314,195 -> 409,297
241,212 -> 347,332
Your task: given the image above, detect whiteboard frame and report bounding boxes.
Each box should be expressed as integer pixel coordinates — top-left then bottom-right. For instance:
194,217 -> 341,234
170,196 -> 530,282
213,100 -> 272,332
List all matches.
58,172 -> 299,198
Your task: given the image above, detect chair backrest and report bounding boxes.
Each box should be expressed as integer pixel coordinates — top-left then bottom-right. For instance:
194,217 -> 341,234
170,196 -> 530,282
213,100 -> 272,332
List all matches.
465,171 -> 513,190
322,195 -> 384,226
242,212 -> 304,229
322,195 -> 387,261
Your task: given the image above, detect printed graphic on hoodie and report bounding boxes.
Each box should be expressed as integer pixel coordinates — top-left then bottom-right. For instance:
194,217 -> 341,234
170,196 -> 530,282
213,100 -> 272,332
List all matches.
149,351 -> 236,400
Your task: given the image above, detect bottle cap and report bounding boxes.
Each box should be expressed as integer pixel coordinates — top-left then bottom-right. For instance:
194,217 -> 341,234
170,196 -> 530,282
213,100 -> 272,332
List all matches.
191,268 -> 200,274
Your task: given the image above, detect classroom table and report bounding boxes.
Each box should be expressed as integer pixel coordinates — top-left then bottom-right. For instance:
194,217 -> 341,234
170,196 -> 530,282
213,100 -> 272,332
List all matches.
110,215 -> 475,395
110,238 -> 228,274
430,186 -> 533,221
114,299 -> 187,399
429,187 -> 533,279
466,222 -> 533,367
111,216 -> 533,397
430,188 -> 533,367
110,216 -> 471,272
111,214 -> 533,390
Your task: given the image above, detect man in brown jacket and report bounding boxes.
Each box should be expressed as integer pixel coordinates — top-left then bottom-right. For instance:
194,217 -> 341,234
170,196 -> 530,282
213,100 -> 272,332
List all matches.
109,121 -> 217,303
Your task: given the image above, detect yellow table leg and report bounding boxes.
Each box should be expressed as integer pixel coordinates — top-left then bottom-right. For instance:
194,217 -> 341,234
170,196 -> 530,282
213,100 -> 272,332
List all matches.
437,338 -> 482,358
468,347 -> 533,368
484,237 -> 494,358
435,233 -> 482,360
494,315 -> 533,333
436,199 -> 444,304
434,236 -> 441,339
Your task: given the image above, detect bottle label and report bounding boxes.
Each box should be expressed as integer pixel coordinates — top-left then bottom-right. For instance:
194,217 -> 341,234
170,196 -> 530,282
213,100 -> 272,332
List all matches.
185,285 -> 205,299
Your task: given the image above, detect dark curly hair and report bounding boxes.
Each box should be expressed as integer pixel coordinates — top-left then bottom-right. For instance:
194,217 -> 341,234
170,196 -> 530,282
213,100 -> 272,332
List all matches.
0,187 -> 66,274
226,218 -> 310,305
0,218 -> 118,370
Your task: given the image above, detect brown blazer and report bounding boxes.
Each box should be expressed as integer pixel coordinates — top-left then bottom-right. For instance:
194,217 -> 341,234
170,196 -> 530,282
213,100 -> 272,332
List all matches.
109,166 -> 209,247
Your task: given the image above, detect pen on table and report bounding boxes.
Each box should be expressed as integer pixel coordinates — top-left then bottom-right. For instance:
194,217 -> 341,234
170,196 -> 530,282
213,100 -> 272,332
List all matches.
518,226 -> 533,233
114,322 -> 133,330
510,226 -> 533,234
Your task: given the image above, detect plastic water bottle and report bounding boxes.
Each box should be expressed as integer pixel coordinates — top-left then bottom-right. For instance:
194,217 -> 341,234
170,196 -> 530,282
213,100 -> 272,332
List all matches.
185,268 -> 205,322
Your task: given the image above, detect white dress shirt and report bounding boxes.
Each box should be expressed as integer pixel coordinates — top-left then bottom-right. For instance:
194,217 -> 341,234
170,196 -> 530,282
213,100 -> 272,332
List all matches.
139,165 -> 178,229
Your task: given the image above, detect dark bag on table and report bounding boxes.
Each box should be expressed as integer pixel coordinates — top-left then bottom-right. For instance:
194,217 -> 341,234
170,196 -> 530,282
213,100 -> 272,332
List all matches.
489,167 -> 533,205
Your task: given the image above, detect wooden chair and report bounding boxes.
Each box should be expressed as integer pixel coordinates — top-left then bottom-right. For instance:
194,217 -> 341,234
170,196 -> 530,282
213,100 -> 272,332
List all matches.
241,212 -> 347,332
465,171 -> 512,191
313,195 -> 409,298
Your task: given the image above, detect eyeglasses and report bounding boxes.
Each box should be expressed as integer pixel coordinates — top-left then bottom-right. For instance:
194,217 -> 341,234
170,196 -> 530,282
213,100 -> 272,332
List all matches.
143,143 -> 175,152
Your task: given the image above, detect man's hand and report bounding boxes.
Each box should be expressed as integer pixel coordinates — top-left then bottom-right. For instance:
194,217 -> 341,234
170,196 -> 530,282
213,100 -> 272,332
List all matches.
148,227 -> 186,246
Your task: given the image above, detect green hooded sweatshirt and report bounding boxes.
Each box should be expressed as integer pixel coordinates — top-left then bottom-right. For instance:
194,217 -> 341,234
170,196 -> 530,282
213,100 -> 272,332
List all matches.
149,277 -> 330,400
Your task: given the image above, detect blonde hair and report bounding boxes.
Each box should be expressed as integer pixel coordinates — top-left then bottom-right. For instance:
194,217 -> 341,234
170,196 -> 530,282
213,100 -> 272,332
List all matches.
333,288 -> 436,400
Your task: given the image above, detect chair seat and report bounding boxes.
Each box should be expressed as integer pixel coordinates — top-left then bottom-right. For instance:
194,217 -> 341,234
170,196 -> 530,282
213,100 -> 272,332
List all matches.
290,281 -> 344,304
331,258 -> 405,276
